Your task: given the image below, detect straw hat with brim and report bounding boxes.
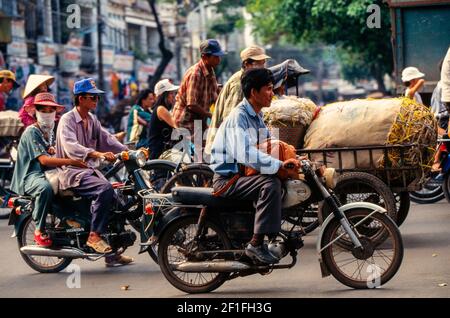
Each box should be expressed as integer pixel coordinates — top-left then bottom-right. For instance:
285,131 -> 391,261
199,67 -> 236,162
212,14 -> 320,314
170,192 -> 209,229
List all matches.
25,92 -> 65,114
240,46 -> 271,61
402,67 -> 425,82
23,75 -> 55,99
0,70 -> 20,88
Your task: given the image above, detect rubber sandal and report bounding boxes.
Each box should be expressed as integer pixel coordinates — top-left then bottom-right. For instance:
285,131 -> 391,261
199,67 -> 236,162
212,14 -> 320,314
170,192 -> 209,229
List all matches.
87,238 -> 112,254
105,255 -> 135,267
34,233 -> 52,247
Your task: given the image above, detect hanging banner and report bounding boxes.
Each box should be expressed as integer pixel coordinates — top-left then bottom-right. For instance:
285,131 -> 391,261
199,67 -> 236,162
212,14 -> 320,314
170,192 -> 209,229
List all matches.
138,62 -> 157,83
37,42 -> 57,67
7,41 -> 27,58
11,20 -> 26,38
7,19 -> 27,58
102,48 -> 115,67
113,54 -> 134,72
60,45 -> 81,73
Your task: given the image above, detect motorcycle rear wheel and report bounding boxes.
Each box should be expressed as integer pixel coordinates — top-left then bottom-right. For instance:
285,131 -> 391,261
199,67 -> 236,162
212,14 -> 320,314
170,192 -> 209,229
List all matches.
321,208 -> 403,289
158,216 -> 231,294
17,215 -> 72,273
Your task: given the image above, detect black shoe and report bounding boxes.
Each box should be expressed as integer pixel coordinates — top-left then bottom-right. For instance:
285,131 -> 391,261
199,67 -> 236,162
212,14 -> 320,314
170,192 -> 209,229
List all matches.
245,243 -> 279,265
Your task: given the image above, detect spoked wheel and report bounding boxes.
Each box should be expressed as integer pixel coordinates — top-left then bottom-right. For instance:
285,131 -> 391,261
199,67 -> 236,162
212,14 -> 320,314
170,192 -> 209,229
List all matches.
158,216 -> 231,294
410,172 -> 444,204
281,204 -> 319,234
17,215 -> 72,273
160,166 -> 213,194
140,161 -> 178,192
321,208 -> 403,289
320,172 -> 397,223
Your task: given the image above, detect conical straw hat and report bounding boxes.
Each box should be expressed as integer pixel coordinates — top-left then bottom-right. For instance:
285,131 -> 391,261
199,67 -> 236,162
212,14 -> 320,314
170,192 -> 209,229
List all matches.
23,75 -> 55,99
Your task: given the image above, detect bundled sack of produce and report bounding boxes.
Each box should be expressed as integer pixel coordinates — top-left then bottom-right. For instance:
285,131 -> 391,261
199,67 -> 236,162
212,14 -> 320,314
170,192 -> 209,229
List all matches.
303,97 -> 437,184
262,96 -> 318,148
0,110 -> 24,136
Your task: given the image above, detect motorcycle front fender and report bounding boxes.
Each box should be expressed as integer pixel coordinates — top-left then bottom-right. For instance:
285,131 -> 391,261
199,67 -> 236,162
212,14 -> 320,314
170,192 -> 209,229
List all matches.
316,202 -> 387,276
143,159 -> 177,171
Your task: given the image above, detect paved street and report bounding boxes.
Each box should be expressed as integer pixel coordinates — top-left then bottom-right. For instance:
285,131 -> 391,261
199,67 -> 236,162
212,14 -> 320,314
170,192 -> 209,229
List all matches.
0,201 -> 449,298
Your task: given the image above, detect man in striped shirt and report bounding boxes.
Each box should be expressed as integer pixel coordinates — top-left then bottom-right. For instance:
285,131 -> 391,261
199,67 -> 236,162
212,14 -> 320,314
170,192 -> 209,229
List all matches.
172,39 -> 225,157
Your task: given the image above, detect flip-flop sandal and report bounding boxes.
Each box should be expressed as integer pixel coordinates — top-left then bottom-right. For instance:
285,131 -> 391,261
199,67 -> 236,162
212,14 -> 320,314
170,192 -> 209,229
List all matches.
87,239 -> 112,254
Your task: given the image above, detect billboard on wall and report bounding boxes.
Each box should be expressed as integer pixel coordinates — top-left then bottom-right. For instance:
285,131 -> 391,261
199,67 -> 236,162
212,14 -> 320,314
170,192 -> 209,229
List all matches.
38,42 -> 57,66
7,19 -> 27,58
113,54 -> 134,72
60,45 -> 81,73
102,48 -> 115,67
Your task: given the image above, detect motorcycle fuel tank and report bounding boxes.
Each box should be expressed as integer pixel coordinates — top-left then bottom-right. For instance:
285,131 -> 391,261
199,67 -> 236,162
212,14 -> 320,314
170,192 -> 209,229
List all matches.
282,179 -> 312,208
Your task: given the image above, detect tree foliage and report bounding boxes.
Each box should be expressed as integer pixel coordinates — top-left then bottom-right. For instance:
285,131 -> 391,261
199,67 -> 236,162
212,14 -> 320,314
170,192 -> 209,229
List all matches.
247,0 -> 393,91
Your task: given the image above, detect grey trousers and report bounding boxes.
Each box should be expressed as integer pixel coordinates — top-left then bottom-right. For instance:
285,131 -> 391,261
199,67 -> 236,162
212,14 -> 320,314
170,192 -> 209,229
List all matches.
213,174 -> 281,234
70,173 -> 114,234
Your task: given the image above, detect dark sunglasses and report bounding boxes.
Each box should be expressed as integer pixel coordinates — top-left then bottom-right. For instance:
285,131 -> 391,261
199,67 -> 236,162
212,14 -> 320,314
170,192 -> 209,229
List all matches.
82,95 -> 99,101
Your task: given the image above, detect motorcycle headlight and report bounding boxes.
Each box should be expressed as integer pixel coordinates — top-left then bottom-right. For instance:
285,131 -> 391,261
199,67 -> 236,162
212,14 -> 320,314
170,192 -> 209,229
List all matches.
135,150 -> 147,168
323,168 -> 338,189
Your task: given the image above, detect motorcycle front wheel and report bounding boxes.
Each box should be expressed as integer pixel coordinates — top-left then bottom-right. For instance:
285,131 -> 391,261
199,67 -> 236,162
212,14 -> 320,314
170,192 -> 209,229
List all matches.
320,208 -> 403,289
17,215 -> 72,273
158,215 -> 231,294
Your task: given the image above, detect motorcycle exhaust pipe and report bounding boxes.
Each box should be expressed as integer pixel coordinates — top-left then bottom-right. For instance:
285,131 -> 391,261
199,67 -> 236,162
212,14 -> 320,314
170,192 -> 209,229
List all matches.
20,246 -> 96,259
171,261 -> 251,272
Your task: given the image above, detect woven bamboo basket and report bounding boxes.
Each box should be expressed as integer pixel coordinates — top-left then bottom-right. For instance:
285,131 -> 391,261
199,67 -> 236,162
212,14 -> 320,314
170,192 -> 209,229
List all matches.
268,125 -> 307,149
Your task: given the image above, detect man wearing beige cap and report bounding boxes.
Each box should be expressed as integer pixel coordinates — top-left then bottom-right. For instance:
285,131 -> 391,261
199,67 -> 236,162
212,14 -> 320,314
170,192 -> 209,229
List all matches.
205,45 -> 270,154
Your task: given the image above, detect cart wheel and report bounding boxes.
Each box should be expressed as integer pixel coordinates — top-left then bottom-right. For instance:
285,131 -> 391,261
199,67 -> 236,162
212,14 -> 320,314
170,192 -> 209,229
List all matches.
319,172 -> 397,223
394,192 -> 410,226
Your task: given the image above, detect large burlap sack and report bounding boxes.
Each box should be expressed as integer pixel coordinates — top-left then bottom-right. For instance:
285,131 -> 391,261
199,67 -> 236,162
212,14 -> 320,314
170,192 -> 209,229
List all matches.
0,111 -> 24,136
263,96 -> 317,127
303,98 -> 437,182
304,99 -> 402,148
263,96 -> 317,148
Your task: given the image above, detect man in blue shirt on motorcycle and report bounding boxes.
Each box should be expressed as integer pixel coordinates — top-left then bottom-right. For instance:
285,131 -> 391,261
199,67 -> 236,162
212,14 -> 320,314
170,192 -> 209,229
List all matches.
210,68 -> 300,265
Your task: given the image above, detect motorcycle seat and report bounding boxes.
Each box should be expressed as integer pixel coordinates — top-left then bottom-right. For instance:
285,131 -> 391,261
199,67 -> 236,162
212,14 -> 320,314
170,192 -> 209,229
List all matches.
171,186 -> 254,209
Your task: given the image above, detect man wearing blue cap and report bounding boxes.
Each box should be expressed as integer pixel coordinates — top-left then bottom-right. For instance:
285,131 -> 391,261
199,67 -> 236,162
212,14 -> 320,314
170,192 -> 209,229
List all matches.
55,78 -> 133,266
172,39 -> 225,157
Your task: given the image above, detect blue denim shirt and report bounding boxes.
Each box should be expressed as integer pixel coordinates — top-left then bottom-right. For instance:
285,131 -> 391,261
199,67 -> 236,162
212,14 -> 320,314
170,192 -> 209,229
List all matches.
210,98 -> 282,176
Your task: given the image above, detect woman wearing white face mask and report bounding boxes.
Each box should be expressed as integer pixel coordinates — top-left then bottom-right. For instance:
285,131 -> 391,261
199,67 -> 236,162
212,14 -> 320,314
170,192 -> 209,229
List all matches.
10,93 -> 87,247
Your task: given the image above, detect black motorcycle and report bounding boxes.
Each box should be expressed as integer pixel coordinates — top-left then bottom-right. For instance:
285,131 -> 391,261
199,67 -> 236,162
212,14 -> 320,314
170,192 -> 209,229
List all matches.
8,150 -> 157,273
149,160 -> 404,293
